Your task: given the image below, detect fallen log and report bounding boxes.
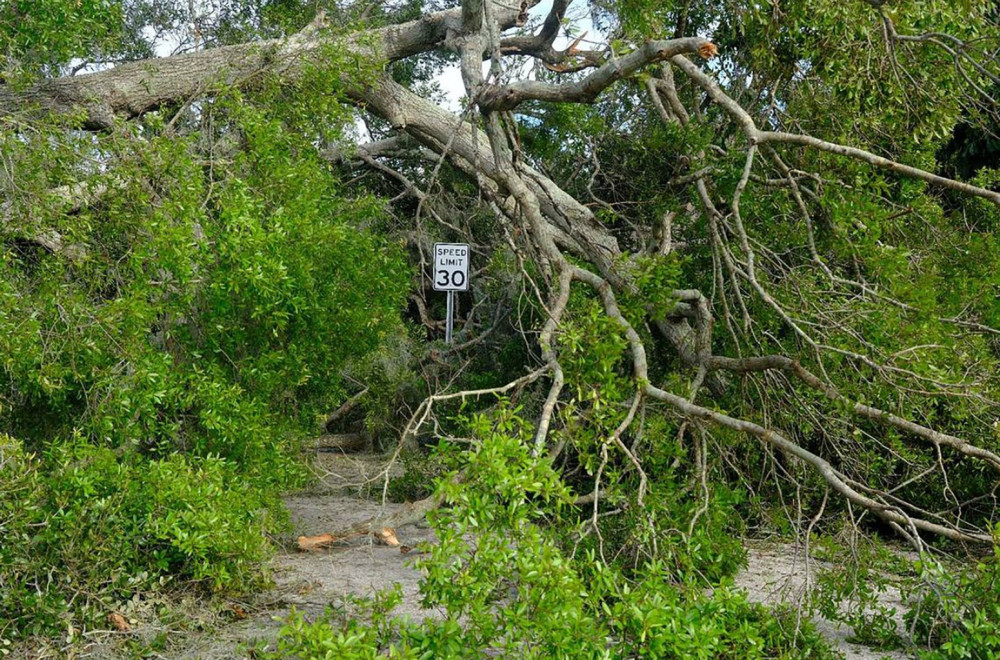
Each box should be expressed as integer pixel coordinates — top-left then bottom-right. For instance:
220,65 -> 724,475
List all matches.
323,388 -> 369,432
306,433 -> 369,453
296,489 -> 444,552
297,532 -> 342,551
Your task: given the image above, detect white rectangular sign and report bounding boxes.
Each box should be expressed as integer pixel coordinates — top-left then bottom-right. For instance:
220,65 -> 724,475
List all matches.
433,243 -> 470,291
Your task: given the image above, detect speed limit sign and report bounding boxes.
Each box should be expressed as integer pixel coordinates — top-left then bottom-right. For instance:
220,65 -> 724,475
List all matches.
432,243 -> 470,291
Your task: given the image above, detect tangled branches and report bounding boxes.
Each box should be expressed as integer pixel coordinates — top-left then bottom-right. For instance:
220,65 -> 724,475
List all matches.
3,0 -> 999,551
384,0 -> 1000,551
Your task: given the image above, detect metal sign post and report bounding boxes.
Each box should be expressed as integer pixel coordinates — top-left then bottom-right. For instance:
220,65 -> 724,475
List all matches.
445,290 -> 455,344
432,243 -> 470,344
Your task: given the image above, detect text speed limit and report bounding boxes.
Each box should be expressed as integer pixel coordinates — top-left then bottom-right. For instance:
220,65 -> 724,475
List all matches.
433,243 -> 470,291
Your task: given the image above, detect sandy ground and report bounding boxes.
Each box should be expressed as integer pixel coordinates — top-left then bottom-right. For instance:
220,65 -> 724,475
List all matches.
165,495 -> 439,659
736,543 -> 910,660
12,452 -> 916,659
154,452 -> 435,659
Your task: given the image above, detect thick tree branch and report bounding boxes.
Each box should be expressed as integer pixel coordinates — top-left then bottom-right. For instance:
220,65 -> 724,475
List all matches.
478,38 -> 713,111
0,3 -> 533,129
500,0 -> 568,57
499,0 -> 602,71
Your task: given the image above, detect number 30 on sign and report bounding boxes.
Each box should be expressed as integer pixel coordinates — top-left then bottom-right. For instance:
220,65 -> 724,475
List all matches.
433,243 -> 470,291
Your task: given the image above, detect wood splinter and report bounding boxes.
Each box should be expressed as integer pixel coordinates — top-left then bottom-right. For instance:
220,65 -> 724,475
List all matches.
297,526 -> 401,551
297,533 -> 340,551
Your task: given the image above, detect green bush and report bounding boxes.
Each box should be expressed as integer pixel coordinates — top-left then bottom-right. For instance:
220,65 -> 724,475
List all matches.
906,538 -> 1000,659
0,80 -> 412,641
0,435 -> 282,640
0,97 -> 410,462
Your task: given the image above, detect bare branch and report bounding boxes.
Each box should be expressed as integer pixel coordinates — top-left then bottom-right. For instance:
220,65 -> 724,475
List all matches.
478,38 -> 714,111
706,354 -> 1000,473
758,131 -> 1000,207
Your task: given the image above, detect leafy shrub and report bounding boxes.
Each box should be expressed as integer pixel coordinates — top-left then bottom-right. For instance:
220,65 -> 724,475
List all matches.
906,539 -> 1000,659
0,435 -> 281,641
0,73 -> 412,641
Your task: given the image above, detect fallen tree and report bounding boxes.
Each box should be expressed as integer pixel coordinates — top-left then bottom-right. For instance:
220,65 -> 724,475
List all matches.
3,0 -> 1000,553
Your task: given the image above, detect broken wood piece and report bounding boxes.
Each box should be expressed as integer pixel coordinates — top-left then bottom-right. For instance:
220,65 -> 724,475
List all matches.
107,612 -> 131,632
297,533 -> 338,551
295,487 -> 447,554
375,527 -> 400,546
697,42 -> 718,59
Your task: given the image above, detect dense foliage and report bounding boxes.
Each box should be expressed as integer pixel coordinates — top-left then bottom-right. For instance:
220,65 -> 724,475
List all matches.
2,0 -> 1000,657
0,14 -> 410,641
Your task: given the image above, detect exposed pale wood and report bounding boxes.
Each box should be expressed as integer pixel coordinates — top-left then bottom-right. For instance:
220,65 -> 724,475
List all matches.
297,492 -> 444,552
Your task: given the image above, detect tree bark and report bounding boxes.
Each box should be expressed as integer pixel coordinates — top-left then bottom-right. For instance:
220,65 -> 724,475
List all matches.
0,3 -> 529,129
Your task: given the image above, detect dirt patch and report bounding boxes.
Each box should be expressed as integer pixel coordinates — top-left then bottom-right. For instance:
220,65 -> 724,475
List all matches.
167,496 -> 439,660
157,451 -> 436,659
736,542 -> 911,660
273,496 -> 439,622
